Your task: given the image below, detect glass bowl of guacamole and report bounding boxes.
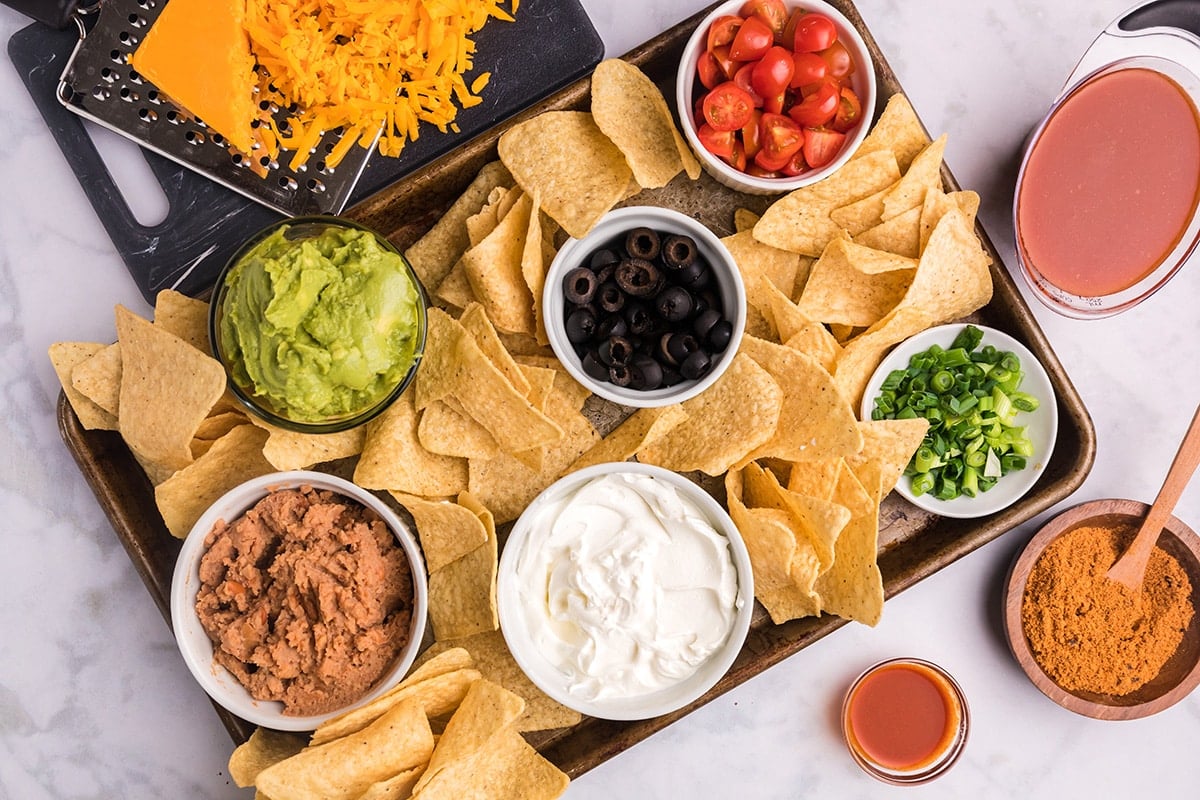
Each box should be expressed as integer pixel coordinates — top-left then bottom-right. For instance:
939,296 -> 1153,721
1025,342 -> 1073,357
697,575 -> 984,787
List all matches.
209,216 -> 428,432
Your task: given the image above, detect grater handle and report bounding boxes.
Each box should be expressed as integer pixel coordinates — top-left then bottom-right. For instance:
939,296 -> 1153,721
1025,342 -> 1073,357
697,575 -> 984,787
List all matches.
1,0 -> 82,29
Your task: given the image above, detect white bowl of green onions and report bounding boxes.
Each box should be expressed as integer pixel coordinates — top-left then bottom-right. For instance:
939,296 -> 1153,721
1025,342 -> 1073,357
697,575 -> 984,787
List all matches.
861,323 -> 1058,519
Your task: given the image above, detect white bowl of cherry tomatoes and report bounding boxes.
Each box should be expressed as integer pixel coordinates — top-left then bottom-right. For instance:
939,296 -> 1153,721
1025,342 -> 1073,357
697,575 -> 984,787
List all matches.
675,0 -> 876,195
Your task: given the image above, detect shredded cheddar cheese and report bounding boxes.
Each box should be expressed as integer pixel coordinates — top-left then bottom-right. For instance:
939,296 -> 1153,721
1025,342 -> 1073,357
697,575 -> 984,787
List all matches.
243,0 -> 517,169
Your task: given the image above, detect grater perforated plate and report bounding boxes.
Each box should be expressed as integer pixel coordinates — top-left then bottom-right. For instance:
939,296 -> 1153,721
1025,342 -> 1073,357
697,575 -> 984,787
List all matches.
55,0 -> 380,217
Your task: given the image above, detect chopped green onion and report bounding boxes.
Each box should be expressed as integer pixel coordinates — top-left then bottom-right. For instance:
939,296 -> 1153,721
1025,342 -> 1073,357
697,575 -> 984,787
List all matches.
870,324 -> 1040,502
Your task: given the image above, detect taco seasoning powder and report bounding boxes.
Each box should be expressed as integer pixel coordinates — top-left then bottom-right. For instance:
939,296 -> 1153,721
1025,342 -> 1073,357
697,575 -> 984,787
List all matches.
1021,522 -> 1194,695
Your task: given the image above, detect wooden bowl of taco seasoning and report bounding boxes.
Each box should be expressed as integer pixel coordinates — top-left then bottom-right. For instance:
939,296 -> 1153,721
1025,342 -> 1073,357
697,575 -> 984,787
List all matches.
1004,499 -> 1200,719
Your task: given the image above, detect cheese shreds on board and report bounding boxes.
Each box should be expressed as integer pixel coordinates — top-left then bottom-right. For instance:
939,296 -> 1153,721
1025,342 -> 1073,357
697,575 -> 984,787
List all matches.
244,0 -> 517,169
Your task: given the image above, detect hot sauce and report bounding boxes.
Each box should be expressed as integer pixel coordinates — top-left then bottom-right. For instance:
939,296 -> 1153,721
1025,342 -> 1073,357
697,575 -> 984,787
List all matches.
841,658 -> 968,784
1016,67 -> 1200,299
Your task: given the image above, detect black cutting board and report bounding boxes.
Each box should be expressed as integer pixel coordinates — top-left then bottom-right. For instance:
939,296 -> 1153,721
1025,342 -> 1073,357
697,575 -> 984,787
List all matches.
7,1 -> 603,304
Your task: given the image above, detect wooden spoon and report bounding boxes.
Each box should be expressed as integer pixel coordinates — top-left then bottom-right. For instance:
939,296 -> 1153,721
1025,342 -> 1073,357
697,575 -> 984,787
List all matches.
1107,404 -> 1200,590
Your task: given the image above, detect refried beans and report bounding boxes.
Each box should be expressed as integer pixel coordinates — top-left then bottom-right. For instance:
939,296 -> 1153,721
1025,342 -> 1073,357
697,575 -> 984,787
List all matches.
195,485 -> 414,716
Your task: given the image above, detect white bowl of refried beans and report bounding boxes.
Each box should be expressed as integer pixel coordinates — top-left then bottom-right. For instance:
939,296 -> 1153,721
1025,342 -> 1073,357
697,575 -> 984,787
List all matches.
170,470 -> 427,731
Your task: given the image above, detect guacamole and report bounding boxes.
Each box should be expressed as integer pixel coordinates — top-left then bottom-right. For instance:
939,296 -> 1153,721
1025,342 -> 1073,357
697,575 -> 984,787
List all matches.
219,224 -> 424,423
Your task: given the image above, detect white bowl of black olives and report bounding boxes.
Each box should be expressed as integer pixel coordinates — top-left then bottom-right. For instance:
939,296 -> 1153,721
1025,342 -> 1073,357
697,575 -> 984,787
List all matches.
543,206 -> 746,407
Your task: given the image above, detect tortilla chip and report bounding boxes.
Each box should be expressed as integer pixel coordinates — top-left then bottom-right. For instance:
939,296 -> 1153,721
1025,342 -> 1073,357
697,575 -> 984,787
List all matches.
462,193 -> 537,335
356,766 -> 426,800
833,305 -> 934,411
847,418 -> 930,497
428,496 -> 499,641
786,458 -> 843,500
245,416 -> 366,470
567,404 -> 688,473
797,234 -> 914,327
255,697 -> 435,800
115,305 -> 227,473
435,261 -> 478,310
416,632 -> 582,732
737,336 -> 863,464
919,188 -> 980,253
591,58 -> 695,188
881,134 -> 947,220
154,424 -> 273,538
853,204 -> 922,258
153,289 -> 211,353
722,229 -> 804,339
310,650 -> 479,746
405,161 -> 514,290
413,679 -> 526,795
852,93 -> 931,172
752,150 -> 901,256
229,728 -> 308,788
498,110 -> 632,238
392,493 -> 489,573
829,183 -> 890,236
354,391 -> 469,497
636,353 -> 782,476
70,341 -> 122,416
48,342 -> 119,430
522,190 -> 552,345
899,208 -> 992,325
418,400 -> 501,460
812,462 -> 884,626
734,207 -> 760,232
406,724 -> 569,800
459,303 -> 531,396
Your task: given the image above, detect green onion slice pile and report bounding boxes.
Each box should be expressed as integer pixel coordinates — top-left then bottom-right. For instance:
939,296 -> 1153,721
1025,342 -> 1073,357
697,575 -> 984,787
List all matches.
870,325 -> 1040,501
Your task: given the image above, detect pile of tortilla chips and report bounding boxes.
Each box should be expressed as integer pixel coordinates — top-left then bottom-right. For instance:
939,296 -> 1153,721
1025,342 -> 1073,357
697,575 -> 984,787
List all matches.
228,648 -> 570,800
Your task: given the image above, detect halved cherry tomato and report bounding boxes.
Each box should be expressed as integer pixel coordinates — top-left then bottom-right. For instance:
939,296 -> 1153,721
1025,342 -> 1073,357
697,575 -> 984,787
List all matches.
707,15 -> 742,52
759,112 -> 805,162
751,46 -> 794,107
729,15 -> 773,61
741,108 -> 763,158
726,139 -> 748,172
754,147 -> 791,172
803,127 -> 846,169
733,63 -> 765,108
741,0 -> 787,36
830,86 -> 862,133
697,51 -> 724,90
787,78 -> 839,127
793,13 -> 838,53
819,40 -> 855,82
710,45 -> 741,81
790,51 -> 827,89
746,162 -> 783,179
780,147 -> 808,177
703,81 -> 756,131
697,123 -> 736,160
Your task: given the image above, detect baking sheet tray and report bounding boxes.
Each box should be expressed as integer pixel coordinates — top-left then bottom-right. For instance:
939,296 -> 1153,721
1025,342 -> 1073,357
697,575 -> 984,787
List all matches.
57,0 -> 1097,780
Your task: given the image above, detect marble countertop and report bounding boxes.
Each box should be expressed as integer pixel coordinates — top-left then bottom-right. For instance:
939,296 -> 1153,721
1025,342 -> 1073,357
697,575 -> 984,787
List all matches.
4,1 -> 1200,797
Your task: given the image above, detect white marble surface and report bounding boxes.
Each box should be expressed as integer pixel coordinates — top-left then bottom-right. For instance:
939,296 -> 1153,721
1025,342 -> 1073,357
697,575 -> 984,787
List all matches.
4,0 -> 1200,797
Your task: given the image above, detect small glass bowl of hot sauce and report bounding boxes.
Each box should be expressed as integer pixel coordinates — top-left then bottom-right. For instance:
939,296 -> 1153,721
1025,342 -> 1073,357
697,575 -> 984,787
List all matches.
841,658 -> 969,785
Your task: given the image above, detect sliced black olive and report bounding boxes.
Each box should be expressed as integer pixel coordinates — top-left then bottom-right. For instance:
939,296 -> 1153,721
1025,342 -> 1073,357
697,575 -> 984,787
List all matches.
698,289 -> 721,316
628,354 -> 664,390
660,365 -> 683,387
661,234 -> 698,270
598,281 -> 626,313
598,335 -> 634,366
563,266 -> 598,305
667,332 -> 700,364
615,258 -> 661,297
707,319 -> 734,352
589,247 -> 620,271
655,286 -> 693,322
680,349 -> 713,381
680,261 -> 712,290
609,363 -> 633,387
624,227 -> 661,260
624,301 -> 656,336
693,307 -> 722,340
596,262 -> 618,285
595,313 -> 628,340
581,349 -> 609,381
564,307 -> 597,344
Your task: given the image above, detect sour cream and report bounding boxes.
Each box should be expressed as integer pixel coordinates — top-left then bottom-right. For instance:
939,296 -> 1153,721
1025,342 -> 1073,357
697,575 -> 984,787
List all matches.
513,471 -> 740,700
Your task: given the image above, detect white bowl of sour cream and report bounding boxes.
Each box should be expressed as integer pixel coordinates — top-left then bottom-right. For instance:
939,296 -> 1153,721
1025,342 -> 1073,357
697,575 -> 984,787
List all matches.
497,462 -> 754,721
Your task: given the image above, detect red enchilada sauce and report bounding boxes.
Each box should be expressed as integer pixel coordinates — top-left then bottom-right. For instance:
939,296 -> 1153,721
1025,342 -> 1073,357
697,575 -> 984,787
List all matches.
844,660 -> 962,772
1017,68 -> 1200,297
